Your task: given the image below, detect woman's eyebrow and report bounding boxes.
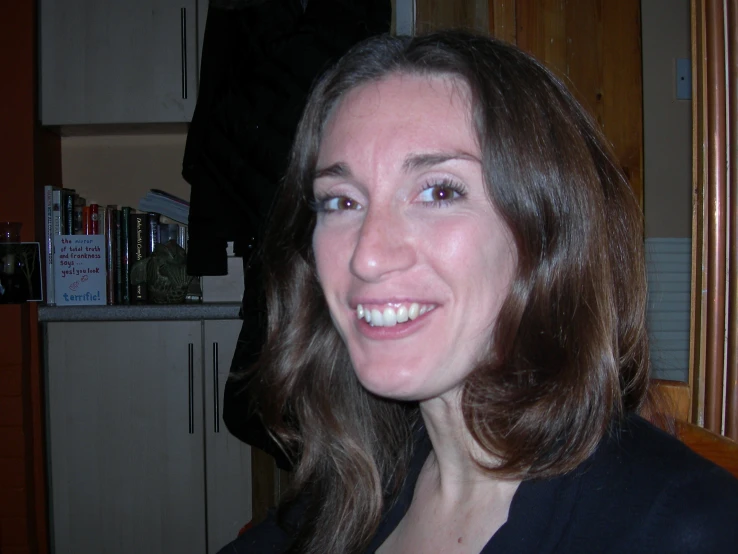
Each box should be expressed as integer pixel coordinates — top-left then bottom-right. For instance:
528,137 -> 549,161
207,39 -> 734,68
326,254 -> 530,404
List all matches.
314,162 -> 352,180
402,152 -> 481,172
314,152 -> 480,180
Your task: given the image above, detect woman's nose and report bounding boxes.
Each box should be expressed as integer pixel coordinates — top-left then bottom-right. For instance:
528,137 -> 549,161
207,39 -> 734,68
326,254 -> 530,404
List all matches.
350,208 -> 416,282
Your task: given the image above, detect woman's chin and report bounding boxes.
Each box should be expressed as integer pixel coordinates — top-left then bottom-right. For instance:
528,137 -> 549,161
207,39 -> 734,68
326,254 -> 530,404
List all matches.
353,364 -> 426,402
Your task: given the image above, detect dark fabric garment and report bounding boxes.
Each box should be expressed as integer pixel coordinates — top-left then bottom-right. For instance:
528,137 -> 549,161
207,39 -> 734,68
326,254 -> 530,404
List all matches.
183,0 -> 392,275
217,414 -> 738,553
185,0 -> 390,463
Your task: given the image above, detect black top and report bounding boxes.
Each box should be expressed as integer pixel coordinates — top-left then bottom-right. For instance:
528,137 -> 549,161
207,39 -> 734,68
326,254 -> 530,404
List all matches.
219,415 -> 738,553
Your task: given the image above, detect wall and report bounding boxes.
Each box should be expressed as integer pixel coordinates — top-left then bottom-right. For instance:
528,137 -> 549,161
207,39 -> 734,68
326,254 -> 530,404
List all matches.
641,0 -> 692,382
61,133 -> 191,208
642,0 -> 692,238
0,2 -> 58,553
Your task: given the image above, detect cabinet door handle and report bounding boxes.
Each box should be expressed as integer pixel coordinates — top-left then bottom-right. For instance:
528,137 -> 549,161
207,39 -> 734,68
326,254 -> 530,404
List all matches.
213,342 -> 220,433
180,7 -> 188,99
188,342 -> 194,434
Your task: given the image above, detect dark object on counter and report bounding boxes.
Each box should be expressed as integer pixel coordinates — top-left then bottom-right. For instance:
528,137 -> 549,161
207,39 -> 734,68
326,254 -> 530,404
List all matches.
130,242 -> 194,305
183,0 -> 390,467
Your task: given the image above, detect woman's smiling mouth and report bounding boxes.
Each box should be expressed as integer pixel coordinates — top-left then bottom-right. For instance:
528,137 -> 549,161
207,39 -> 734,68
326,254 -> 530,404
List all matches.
356,303 -> 437,327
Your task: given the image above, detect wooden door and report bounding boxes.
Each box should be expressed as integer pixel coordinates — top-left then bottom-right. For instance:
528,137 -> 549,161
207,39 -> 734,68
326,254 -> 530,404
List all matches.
415,0 -> 644,204
46,321 -> 206,554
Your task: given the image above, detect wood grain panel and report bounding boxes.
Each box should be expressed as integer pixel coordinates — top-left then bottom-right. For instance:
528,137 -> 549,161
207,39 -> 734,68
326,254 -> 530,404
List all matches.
415,0 -> 486,32
489,0 -> 517,43
600,0 -> 643,205
542,0 -> 567,76
511,0 -> 643,205
564,1 -> 603,121
677,420 -> 738,478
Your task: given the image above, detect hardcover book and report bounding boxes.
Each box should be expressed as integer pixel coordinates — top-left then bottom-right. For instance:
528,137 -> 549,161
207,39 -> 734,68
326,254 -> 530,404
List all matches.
89,203 -> 100,235
146,212 -> 160,255
114,209 -> 122,304
120,207 -> 131,305
43,185 -> 56,304
129,212 -> 147,304
62,189 -> 75,235
51,188 -> 62,237
104,206 -> 116,305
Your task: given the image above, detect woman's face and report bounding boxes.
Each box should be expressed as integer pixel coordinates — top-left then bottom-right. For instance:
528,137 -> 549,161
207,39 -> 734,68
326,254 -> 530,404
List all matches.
312,73 -> 516,402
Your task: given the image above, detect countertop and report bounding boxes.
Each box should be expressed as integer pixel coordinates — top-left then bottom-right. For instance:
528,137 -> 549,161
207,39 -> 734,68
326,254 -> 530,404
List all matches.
38,302 -> 242,322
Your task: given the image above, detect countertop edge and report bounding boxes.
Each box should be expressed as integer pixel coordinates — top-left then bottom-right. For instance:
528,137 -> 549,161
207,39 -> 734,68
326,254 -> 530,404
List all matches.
38,302 -> 242,322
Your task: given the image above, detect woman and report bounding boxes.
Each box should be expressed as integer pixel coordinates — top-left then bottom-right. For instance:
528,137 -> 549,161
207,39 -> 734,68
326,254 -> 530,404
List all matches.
220,31 -> 738,553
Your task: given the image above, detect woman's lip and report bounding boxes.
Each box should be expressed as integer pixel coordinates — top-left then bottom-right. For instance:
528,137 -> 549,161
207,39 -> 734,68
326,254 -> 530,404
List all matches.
349,299 -> 438,308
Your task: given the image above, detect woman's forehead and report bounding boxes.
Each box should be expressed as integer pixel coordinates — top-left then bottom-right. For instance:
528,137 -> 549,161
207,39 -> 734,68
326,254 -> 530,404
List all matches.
317,73 -> 477,160
332,72 -> 471,119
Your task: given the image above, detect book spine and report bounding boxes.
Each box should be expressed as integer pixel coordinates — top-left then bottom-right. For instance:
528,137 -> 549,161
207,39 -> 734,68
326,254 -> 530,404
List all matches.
105,206 -> 115,305
120,207 -> 131,305
51,189 -> 62,237
146,212 -> 160,255
44,185 -> 56,304
114,209 -> 123,304
129,212 -> 147,304
177,225 -> 187,252
62,189 -> 75,235
82,206 -> 90,234
89,203 -> 100,235
73,196 -> 85,235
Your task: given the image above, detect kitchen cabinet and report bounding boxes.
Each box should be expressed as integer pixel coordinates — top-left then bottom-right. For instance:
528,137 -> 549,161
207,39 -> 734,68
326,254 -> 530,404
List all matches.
203,319 -> 253,553
45,319 -> 251,554
39,0 -> 200,125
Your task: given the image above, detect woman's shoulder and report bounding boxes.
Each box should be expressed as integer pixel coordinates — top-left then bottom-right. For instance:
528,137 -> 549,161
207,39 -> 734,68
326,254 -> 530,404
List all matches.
604,414 -> 738,484
566,414 -> 738,552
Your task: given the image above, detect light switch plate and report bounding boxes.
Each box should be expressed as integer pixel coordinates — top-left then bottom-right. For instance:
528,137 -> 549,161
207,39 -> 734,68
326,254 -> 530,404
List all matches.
676,58 -> 691,100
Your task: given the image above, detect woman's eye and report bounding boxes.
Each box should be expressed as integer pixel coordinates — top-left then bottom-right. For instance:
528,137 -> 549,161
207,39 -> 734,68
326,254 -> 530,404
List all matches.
320,196 -> 363,212
417,182 -> 465,205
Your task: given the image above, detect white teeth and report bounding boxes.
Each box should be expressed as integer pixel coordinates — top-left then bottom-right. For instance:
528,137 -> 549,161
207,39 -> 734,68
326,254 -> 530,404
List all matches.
396,305 -> 408,323
356,302 -> 434,327
371,309 -> 383,326
383,308 -> 397,327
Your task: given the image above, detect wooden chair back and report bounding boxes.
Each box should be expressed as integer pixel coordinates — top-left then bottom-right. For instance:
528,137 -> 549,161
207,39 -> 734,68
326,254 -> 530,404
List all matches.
650,379 -> 738,479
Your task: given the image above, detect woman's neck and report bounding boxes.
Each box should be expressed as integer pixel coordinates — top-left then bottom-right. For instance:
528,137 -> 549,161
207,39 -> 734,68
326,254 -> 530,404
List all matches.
419,393 -> 516,502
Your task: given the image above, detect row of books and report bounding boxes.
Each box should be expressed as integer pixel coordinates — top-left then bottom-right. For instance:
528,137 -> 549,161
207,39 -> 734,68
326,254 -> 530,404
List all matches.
44,185 -> 190,305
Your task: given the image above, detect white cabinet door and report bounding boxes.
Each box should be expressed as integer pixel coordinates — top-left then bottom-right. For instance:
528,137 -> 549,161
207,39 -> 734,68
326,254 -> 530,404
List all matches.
46,321 -> 206,554
203,319 -> 252,551
39,0 -> 198,125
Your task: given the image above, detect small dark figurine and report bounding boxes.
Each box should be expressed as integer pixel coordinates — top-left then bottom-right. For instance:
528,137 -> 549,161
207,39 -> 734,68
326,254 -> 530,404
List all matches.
130,241 -> 193,304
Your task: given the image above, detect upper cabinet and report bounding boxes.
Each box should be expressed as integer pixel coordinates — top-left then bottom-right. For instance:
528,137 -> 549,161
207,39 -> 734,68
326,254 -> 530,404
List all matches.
39,0 -> 201,125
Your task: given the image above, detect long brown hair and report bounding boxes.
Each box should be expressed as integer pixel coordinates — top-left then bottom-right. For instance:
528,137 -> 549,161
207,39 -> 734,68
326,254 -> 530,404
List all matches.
248,30 -> 650,553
